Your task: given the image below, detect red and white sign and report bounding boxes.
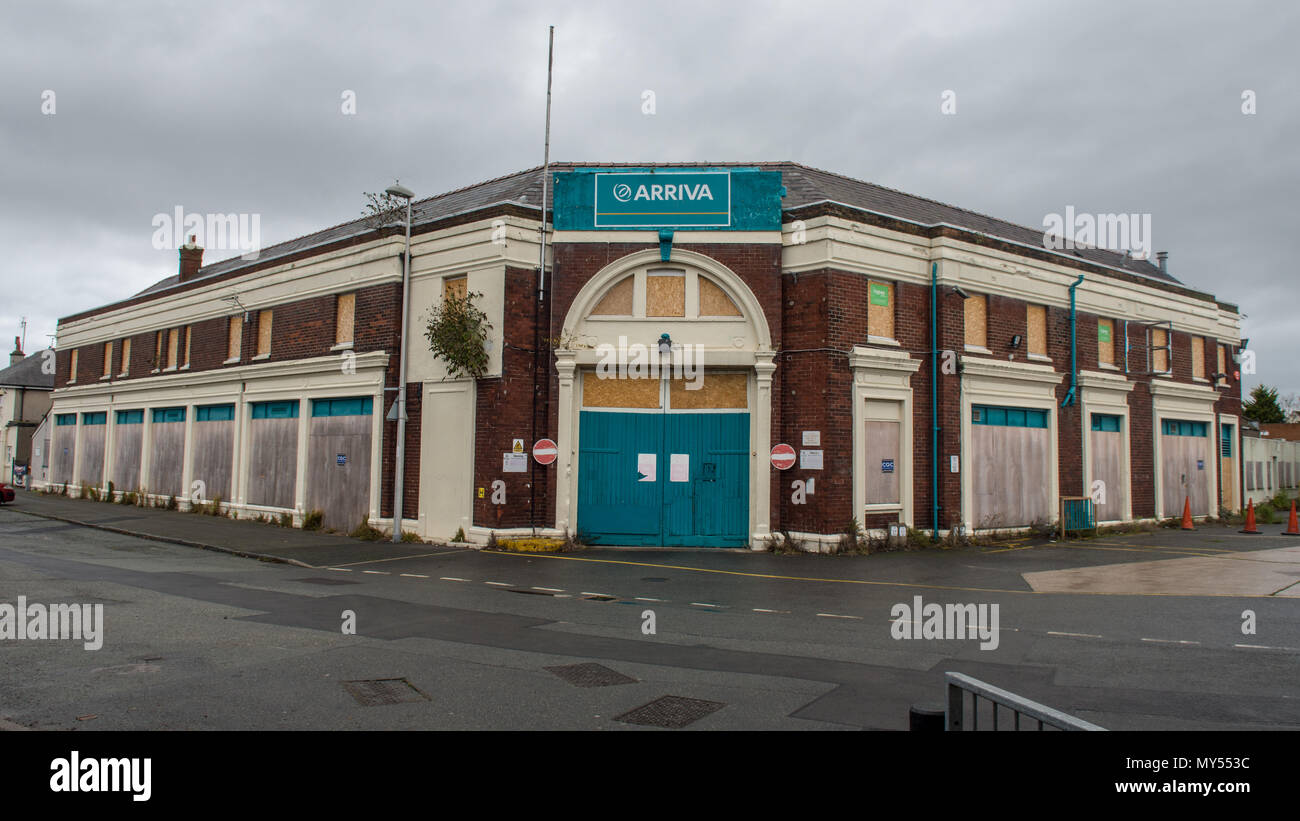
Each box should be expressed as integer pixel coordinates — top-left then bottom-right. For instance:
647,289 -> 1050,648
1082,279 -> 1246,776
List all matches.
532,438 -> 558,465
770,443 -> 796,470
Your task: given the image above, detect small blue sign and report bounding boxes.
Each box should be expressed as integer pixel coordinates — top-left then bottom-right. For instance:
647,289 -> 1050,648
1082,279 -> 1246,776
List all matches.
337,453 -> 347,466
882,459 -> 895,473
1197,459 -> 1204,470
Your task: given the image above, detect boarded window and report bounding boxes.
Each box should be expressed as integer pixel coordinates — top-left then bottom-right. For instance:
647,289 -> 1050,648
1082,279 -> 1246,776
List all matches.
103,342 -> 113,377
166,328 -> 179,369
1026,304 -> 1046,355
1191,336 -> 1205,379
865,418 -> 901,505
120,337 -> 131,375
669,373 -> 748,409
646,273 -> 685,317
1151,328 -> 1169,373
591,275 -> 634,315
867,281 -> 894,339
183,326 -> 191,367
227,316 -> 242,361
964,293 -> 987,348
699,277 -> 741,317
69,349 -> 78,382
581,372 -> 661,408
257,310 -> 272,356
154,331 -> 163,369
443,275 -> 467,303
1217,344 -> 1226,384
1098,319 -> 1115,366
336,292 -> 356,344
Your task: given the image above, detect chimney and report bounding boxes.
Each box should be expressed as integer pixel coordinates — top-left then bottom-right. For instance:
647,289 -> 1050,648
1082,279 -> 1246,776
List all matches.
1156,251 -> 1168,274
179,235 -> 204,282
9,336 -> 23,367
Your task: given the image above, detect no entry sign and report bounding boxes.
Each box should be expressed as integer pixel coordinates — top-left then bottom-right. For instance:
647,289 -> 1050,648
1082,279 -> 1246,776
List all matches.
771,443 -> 796,470
533,438 -> 558,465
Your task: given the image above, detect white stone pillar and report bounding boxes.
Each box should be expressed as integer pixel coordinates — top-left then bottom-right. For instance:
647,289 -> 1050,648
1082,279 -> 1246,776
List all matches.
554,350 -> 577,535
752,351 -> 777,549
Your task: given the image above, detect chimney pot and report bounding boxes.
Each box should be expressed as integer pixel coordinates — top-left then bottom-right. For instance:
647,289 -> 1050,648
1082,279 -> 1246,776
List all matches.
1156,250 -> 1169,273
179,239 -> 204,282
9,336 -> 23,367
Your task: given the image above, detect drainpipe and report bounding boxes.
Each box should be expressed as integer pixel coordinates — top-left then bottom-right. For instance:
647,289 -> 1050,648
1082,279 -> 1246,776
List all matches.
1061,274 -> 1085,407
930,261 -> 939,541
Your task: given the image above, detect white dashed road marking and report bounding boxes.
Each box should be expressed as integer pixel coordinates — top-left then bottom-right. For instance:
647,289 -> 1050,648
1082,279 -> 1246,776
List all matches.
1141,638 -> 1200,645
1048,631 -> 1102,638
816,613 -> 862,620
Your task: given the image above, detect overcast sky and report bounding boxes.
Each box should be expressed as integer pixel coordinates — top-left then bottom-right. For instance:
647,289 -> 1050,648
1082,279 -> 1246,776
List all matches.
3,1 -> 1295,397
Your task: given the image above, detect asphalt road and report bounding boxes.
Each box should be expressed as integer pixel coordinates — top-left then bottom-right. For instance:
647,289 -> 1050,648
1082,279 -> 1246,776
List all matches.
1,505 -> 1298,730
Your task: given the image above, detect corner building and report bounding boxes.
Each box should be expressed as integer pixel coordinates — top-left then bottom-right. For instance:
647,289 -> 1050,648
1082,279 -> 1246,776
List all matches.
44,163 -> 1245,549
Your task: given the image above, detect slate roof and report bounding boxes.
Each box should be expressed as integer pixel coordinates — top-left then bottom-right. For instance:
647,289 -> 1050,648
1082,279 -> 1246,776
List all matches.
0,352 -> 55,390
131,161 -> 1177,299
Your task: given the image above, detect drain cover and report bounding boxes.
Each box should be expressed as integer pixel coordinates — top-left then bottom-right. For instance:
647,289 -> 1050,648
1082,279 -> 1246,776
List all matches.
615,696 -> 725,728
295,577 -> 359,586
342,678 -> 429,706
545,663 -> 637,688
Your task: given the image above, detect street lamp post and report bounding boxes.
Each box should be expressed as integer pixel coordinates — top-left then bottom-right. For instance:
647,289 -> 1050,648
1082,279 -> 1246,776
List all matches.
386,183 -> 414,543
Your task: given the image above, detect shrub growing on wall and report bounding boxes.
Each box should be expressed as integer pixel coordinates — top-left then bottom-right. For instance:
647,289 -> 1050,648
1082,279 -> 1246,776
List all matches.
423,290 -> 492,379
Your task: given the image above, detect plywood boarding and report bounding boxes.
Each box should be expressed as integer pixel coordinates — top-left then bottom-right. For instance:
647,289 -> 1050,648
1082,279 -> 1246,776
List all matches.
257,310 -> 272,356
183,326 -> 191,367
591,275 -> 634,315
699,276 -> 741,317
335,293 -> 355,344
1026,305 -> 1046,355
964,294 -> 987,348
227,317 -> 242,360
864,420 -> 900,505
167,328 -> 179,369
582,372 -> 661,408
1097,319 -> 1115,366
1191,336 -> 1204,379
1216,345 -> 1226,384
971,425 -> 1051,528
51,427 -> 74,485
1161,434 -> 1210,516
78,426 -> 105,487
646,274 -> 685,317
247,417 -> 297,508
1090,429 -> 1126,520
669,372 -> 748,409
120,337 -> 131,374
69,350 -> 77,381
103,342 -> 113,377
149,423 -> 185,498
154,333 -> 162,369
306,415 -> 372,531
192,420 -> 234,500
443,275 -> 467,302
1151,328 -> 1168,372
867,281 -> 894,339
110,426 -> 142,490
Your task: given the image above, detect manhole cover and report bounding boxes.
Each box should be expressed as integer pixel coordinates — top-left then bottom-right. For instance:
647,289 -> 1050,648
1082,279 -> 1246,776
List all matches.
615,696 -> 725,728
295,577 -> 359,586
342,678 -> 429,706
545,663 -> 637,688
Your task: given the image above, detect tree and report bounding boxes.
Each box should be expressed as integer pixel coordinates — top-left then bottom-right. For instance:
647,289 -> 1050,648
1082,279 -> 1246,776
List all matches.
423,290 -> 492,379
1243,384 -> 1286,423
360,187 -> 409,231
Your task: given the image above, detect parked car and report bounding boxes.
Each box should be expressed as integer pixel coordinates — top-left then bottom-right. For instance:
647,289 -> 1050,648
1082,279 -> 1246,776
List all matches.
0,482 -> 14,504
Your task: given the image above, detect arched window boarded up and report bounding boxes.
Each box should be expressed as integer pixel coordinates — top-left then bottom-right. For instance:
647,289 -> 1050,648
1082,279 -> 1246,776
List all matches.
591,275 -> 634,316
669,373 -> 748,409
582,372 -> 660,408
646,272 -> 685,317
699,276 -> 741,317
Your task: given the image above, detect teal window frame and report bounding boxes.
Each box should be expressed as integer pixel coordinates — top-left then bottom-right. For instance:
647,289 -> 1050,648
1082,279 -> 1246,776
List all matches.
1161,419 -> 1208,437
55,413 -> 77,426
151,407 -> 187,424
311,397 -> 373,417
196,404 -> 236,422
1090,413 -> 1122,432
973,404 -> 1048,429
81,412 -> 107,426
252,400 -> 299,420
115,410 -> 144,425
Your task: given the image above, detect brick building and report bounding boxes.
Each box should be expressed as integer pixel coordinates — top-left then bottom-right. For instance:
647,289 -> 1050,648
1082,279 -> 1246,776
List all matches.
41,163 -> 1245,548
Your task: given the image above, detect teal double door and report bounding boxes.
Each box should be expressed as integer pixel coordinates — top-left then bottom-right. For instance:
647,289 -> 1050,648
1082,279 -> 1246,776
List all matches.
578,410 -> 750,547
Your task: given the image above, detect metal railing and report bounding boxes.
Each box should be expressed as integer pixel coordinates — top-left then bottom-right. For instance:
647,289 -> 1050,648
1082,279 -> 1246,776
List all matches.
1059,496 -> 1096,540
946,672 -> 1106,731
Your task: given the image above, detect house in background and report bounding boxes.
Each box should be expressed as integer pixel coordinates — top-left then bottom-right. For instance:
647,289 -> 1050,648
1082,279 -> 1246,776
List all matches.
0,339 -> 55,486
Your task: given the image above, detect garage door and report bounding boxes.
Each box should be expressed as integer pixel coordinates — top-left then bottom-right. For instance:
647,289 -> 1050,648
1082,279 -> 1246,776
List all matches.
971,404 -> 1052,529
1161,418 -> 1210,516
578,372 -> 749,547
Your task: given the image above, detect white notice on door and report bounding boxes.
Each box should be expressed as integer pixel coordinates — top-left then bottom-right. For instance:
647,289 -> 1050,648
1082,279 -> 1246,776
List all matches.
503,453 -> 528,473
800,449 -> 823,470
637,453 -> 656,482
670,453 -> 689,482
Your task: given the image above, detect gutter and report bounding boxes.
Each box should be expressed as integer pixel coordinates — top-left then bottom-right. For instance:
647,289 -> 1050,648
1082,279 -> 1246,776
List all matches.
930,261 -> 940,541
1061,274 -> 1085,407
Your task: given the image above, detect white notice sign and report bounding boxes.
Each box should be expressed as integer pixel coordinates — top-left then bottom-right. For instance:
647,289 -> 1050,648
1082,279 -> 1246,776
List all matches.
503,453 -> 528,473
800,449 -> 823,470
670,453 -> 689,482
802,430 -> 821,447
637,453 -> 657,482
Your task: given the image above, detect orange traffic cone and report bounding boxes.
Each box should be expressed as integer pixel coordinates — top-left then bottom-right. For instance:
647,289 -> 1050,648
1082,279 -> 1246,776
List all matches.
1283,500 -> 1300,537
1180,496 -> 1194,530
1240,500 -> 1261,534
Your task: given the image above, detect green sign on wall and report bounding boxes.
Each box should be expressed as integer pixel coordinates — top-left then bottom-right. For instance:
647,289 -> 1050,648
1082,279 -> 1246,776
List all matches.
1098,323 -> 1112,343
552,168 -> 784,231
869,283 -> 891,306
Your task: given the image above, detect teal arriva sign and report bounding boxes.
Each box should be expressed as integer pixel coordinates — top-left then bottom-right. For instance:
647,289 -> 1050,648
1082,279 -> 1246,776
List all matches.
595,172 -> 730,227
553,168 -> 784,231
